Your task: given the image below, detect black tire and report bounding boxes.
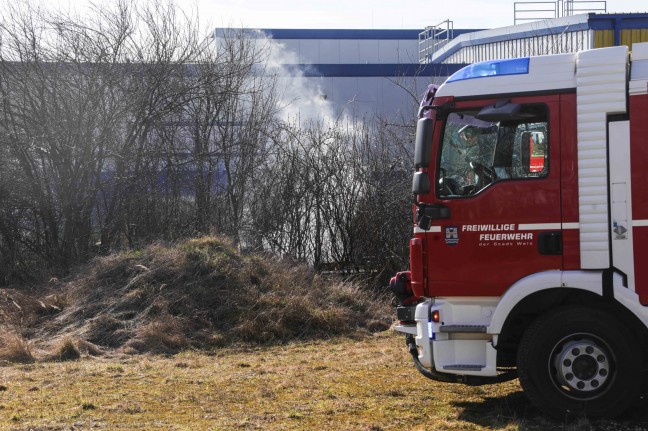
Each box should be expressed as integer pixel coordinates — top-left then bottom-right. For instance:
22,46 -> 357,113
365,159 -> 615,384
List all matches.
517,306 -> 642,419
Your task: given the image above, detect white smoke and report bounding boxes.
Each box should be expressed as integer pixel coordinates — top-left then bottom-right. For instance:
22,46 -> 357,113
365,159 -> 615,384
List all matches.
248,30 -> 363,129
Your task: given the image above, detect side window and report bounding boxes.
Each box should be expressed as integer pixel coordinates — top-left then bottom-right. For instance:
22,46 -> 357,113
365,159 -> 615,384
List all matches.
438,105 -> 548,198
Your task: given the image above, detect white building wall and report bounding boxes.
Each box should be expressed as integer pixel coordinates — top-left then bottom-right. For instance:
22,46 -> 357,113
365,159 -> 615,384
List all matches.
268,38 -> 419,64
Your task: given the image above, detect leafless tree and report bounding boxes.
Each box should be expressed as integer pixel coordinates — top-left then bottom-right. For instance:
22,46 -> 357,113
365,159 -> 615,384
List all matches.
0,0 -> 422,288
249,113 -> 414,287
0,0 -> 205,278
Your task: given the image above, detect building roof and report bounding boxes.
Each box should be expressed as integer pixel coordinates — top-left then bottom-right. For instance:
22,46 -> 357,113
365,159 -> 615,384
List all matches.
428,13 -> 648,64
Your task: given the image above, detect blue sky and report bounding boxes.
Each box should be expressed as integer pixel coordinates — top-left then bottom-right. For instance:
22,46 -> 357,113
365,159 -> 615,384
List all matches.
17,0 -> 648,30
194,0 -> 646,29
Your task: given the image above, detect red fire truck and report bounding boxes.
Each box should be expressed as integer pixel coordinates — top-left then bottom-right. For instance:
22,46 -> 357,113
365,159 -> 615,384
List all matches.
389,41 -> 648,418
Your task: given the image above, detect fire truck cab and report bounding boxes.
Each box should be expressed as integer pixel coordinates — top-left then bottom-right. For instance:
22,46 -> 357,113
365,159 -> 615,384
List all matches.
390,41 -> 648,418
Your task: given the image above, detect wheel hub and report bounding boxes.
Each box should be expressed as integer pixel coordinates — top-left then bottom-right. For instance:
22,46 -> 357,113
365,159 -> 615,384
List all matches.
553,339 -> 610,393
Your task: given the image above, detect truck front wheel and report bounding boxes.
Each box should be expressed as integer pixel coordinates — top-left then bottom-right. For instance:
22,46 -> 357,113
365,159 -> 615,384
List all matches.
517,306 -> 642,419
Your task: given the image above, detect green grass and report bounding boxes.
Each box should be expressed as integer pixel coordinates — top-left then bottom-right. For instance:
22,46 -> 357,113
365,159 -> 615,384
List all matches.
2,331 -> 647,430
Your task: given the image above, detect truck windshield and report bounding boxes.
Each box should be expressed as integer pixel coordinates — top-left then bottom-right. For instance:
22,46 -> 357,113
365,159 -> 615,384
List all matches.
438,107 -> 548,197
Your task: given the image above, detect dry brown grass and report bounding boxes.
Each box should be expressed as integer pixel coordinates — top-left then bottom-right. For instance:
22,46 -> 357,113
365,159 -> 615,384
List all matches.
0,332 -> 646,430
0,236 -> 392,359
0,333 -> 33,363
123,316 -> 189,354
52,337 -> 81,361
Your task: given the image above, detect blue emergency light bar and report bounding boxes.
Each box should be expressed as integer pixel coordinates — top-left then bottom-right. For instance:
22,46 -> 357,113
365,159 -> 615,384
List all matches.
446,57 -> 530,83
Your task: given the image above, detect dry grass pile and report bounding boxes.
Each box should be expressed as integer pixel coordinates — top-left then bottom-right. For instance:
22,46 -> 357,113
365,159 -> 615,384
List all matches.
2,236 -> 391,357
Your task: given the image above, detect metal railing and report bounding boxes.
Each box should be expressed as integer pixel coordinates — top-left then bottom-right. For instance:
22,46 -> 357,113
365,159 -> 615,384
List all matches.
419,20 -> 454,64
562,0 -> 606,16
514,0 -> 606,25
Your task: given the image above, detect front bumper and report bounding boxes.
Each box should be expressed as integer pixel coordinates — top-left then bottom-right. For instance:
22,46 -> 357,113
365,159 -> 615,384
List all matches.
394,300 -> 434,367
394,299 -> 511,384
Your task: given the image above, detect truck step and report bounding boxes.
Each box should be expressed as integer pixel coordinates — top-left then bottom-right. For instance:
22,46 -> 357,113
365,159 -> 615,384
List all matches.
443,364 -> 484,371
439,325 -> 487,333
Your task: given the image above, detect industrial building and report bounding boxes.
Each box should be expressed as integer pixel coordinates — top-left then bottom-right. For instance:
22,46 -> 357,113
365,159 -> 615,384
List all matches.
426,13 -> 648,64
211,7 -> 648,121
211,27 -> 472,120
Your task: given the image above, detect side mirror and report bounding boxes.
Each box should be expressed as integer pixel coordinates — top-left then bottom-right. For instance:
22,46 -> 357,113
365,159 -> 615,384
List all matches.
412,171 -> 431,195
414,117 -> 434,168
529,131 -> 547,173
520,131 -> 531,171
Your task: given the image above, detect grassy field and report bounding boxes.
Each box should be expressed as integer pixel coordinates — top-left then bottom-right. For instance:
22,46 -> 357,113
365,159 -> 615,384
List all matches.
2,331 -> 648,431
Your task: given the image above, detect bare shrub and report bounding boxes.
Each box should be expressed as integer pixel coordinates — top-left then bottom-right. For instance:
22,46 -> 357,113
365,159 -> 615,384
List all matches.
53,337 -> 81,361
0,333 -> 34,363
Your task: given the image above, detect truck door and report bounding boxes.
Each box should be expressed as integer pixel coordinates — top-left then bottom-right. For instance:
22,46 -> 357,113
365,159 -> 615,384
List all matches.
426,96 -> 562,297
